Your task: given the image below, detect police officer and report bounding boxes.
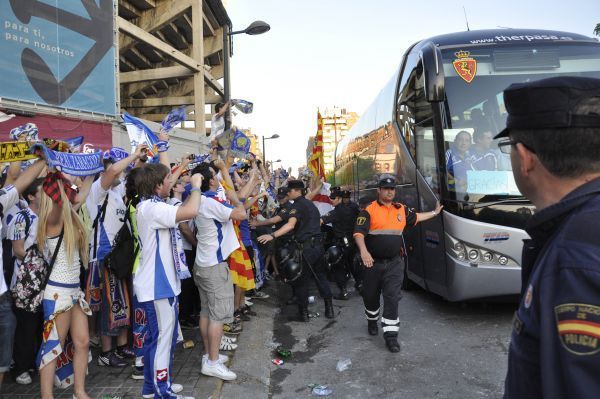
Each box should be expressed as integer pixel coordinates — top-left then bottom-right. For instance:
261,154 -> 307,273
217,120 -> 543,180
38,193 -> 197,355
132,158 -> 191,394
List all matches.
251,187 -> 296,302
354,177 -> 441,352
321,190 -> 360,299
497,77 -> 600,398
258,180 -> 334,321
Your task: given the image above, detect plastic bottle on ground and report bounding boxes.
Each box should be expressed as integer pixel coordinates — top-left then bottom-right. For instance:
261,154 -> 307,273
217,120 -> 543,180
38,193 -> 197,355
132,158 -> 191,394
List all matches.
312,385 -> 333,396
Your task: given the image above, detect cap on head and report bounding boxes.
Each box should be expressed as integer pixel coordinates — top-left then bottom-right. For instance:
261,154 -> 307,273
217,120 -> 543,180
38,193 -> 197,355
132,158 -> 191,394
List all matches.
495,76 -> 600,139
287,179 -> 305,190
378,177 -> 396,188
276,187 -> 289,198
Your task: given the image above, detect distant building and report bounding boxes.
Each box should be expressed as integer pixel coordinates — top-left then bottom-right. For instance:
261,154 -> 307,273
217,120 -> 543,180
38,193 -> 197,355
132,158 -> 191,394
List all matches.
319,107 -> 358,173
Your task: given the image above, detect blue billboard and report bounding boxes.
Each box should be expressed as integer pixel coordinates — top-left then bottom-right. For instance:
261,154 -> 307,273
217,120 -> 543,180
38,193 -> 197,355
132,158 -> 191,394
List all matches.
0,0 -> 117,116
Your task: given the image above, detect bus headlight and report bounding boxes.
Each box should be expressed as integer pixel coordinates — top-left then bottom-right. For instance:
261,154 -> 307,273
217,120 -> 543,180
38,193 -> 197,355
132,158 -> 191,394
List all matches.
468,249 -> 479,260
445,233 -> 517,267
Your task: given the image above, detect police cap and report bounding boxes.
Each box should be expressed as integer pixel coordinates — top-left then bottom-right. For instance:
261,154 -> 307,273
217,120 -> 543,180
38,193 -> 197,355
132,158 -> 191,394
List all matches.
378,177 -> 396,188
277,187 -> 289,198
287,179 -> 305,190
495,76 -> 600,139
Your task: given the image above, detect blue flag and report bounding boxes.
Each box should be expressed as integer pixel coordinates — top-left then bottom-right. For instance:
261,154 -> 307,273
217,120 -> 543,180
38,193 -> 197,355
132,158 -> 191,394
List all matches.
231,99 -> 254,114
123,113 -> 159,154
160,107 -> 186,133
229,129 -> 251,158
65,136 -> 84,152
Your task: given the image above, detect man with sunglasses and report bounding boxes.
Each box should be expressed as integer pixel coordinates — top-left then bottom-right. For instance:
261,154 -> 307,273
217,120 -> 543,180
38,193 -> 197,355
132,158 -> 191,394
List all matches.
498,76 -> 600,399
354,176 -> 442,352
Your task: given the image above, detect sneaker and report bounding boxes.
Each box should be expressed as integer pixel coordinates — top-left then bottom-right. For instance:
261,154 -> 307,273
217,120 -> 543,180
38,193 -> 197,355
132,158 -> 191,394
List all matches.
202,354 -> 229,364
244,298 -> 254,307
241,304 -> 257,316
142,383 -> 184,398
222,322 -> 242,335
219,339 -> 238,351
97,351 -> 128,367
115,346 -> 135,359
234,309 -> 250,322
16,371 -> 32,385
249,290 -> 269,299
131,365 -> 144,380
222,335 -> 237,344
201,361 -> 237,381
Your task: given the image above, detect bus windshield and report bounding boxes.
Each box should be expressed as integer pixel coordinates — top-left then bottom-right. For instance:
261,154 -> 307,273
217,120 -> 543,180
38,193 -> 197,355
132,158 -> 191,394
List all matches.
440,42 -> 600,201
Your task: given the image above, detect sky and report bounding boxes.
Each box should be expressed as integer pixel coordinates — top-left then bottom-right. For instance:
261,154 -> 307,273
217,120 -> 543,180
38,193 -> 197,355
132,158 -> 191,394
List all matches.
225,0 -> 599,172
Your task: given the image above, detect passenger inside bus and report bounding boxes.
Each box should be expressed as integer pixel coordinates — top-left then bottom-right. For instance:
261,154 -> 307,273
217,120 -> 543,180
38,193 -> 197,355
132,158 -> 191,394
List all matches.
470,125 -> 498,171
445,130 -> 472,191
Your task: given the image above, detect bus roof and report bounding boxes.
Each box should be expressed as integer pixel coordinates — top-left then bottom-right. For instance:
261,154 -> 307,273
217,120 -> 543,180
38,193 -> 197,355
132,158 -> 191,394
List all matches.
412,29 -> 597,51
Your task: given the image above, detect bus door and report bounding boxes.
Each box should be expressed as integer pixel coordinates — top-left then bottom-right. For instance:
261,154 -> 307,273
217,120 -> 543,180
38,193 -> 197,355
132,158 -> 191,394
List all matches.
399,58 -> 447,294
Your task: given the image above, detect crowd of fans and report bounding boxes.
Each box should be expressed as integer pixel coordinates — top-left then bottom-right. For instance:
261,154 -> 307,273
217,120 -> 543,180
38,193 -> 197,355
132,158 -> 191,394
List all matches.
0,127 -> 316,399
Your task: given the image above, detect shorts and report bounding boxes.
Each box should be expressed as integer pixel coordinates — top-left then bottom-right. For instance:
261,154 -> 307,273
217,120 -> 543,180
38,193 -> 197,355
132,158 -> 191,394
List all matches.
193,262 -> 234,324
0,292 -> 16,372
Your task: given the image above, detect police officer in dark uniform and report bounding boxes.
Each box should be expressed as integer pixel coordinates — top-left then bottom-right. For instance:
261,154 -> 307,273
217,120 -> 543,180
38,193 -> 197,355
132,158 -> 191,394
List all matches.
251,187 -> 296,302
496,77 -> 600,398
354,177 -> 441,352
321,190 -> 360,299
258,180 -> 334,321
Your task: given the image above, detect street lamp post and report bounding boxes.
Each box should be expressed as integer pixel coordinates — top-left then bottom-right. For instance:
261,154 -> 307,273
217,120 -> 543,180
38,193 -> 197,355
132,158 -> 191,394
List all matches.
262,134 -> 280,164
223,21 -> 270,130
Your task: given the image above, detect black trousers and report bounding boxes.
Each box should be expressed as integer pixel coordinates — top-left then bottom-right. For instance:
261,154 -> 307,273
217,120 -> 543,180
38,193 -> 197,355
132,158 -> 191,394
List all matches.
179,248 -> 200,319
362,256 -> 404,337
12,307 -> 43,375
293,244 -> 332,307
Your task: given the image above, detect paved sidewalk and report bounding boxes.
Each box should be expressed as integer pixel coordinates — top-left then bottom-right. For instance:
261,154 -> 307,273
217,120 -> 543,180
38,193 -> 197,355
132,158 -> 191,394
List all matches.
1,327 -> 220,399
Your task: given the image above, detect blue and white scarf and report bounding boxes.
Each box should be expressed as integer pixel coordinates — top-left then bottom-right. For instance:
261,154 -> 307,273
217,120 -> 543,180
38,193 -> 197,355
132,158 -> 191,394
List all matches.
29,142 -> 103,176
10,123 -> 39,141
160,107 -> 186,133
151,196 -> 191,280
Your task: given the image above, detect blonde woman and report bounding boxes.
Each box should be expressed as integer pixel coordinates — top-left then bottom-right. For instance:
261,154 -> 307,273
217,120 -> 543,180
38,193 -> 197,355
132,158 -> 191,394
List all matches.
36,171 -> 91,399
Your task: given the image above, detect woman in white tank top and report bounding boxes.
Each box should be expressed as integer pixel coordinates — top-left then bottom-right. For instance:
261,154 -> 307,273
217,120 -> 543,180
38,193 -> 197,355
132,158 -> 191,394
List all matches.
36,172 -> 91,399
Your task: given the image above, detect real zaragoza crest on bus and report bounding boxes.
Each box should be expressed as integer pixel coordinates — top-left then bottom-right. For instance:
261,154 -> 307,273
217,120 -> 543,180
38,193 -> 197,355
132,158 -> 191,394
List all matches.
453,50 -> 477,83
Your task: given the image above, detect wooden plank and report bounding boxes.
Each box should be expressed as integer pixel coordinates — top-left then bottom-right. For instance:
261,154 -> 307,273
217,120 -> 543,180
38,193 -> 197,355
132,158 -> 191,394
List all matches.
191,0 -> 205,134
118,16 -> 223,95
203,30 -> 223,57
119,0 -> 193,53
120,66 -> 193,83
123,96 -> 195,108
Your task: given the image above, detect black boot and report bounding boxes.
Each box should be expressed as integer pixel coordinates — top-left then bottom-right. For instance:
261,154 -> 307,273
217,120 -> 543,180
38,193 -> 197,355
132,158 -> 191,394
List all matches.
298,305 -> 309,322
368,320 -> 378,336
333,287 -> 349,300
324,298 -> 335,319
384,335 -> 401,353
286,295 -> 298,305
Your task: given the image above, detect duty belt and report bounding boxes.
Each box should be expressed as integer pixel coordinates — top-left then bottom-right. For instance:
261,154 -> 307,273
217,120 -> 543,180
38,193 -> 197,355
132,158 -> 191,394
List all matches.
296,235 -> 322,249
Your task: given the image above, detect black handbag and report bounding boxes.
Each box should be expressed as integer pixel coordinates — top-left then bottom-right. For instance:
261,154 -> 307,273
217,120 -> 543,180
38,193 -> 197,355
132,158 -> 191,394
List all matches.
11,229 -> 64,313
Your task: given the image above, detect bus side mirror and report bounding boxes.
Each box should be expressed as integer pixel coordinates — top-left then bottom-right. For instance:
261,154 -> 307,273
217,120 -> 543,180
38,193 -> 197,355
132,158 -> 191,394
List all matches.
419,43 -> 445,102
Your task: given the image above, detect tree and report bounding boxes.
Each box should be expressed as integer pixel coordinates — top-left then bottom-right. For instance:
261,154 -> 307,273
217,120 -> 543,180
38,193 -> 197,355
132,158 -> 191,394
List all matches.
595,23 -> 600,36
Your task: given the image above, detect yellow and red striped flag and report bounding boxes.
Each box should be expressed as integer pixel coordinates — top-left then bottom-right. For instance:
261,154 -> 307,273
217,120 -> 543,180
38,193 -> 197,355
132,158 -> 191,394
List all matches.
308,111 -> 325,178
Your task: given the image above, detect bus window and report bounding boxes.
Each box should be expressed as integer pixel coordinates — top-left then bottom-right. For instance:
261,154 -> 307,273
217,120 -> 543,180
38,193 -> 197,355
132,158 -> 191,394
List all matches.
401,63 -> 437,191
